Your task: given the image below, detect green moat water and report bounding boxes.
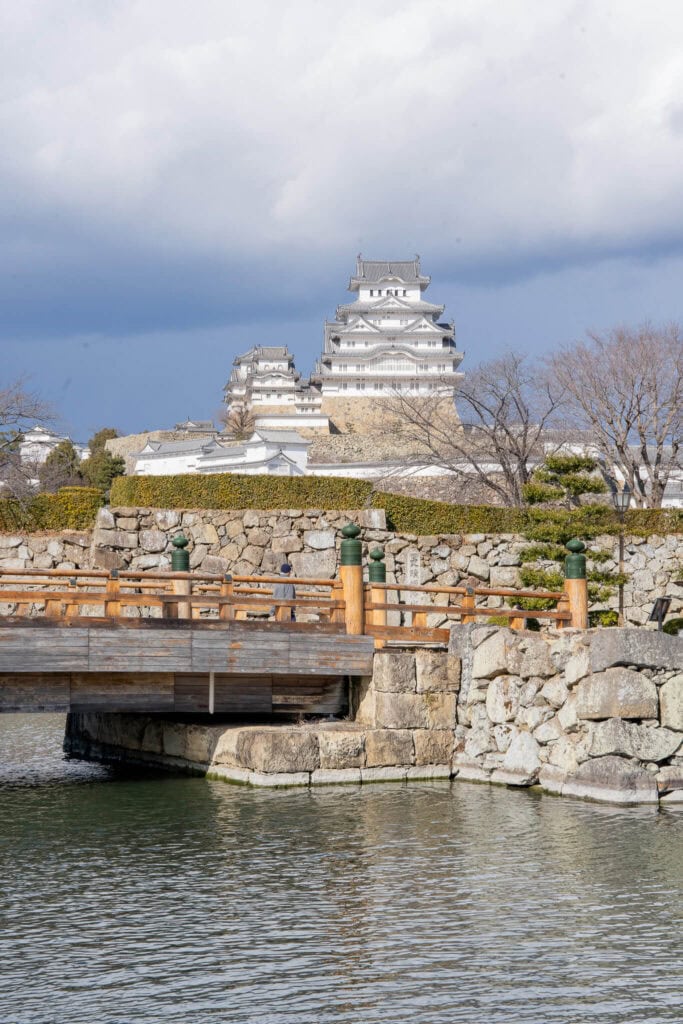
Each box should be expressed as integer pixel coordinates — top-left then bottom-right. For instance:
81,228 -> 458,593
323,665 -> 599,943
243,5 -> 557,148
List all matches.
1,714 -> 682,1024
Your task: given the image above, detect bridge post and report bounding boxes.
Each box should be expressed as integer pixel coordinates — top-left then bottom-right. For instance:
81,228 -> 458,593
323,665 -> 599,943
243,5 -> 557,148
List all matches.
340,523 -> 364,635
104,570 -> 121,619
170,534 -> 191,619
564,538 -> 588,628
368,547 -> 387,647
219,574 -> 234,621
461,584 -> 476,624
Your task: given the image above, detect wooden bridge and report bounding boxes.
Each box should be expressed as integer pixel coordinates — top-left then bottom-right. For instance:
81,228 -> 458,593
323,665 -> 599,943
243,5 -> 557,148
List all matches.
0,557 -> 583,715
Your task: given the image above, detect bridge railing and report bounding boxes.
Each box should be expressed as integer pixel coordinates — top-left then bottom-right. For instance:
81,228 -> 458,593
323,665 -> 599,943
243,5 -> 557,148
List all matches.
0,568 -> 344,625
0,530 -> 589,644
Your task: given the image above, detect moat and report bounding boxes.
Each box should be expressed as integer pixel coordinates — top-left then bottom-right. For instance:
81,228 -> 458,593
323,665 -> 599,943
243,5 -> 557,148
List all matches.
1,714 -> 682,1024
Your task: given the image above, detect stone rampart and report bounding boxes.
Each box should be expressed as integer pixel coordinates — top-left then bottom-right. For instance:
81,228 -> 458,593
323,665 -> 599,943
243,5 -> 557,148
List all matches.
64,628 -> 683,805
1,506 -> 680,624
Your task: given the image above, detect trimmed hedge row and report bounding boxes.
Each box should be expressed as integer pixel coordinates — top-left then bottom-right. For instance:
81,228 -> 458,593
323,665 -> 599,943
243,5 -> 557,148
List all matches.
0,487 -> 104,532
110,473 -> 374,511
376,492 -> 683,538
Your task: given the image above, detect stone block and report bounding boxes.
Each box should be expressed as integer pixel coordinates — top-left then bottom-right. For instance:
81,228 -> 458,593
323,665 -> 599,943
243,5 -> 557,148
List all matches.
655,765 -> 683,793
272,534 -> 303,554
155,510 -> 181,530
486,676 -> 520,723
425,692 -> 457,729
565,648 -> 591,685
236,728 -> 320,773
468,555 -> 490,580
576,669 -> 658,720
311,768 -> 362,785
489,566 -> 520,588
557,694 -> 579,732
140,529 -> 166,552
196,523 -> 219,545
660,675 -> 683,732
241,545 -> 263,567
115,517 -> 138,531
534,717 -> 563,744
415,650 -> 460,692
208,766 -> 252,785
46,539 -> 64,558
496,731 -> 541,784
585,718 -> 681,762
97,508 -> 116,528
452,755 -> 491,782
364,729 -> 413,767
250,771 -> 310,788
413,729 -> 454,765
538,764 -> 568,795
32,552 -> 54,570
373,651 -> 416,693
318,729 -> 365,769
289,549 -> 336,579
162,723 -> 186,758
360,766 -> 407,783
247,529 -> 271,547
303,529 -> 336,550
203,555 -> 228,575
541,678 -> 569,708
590,629 -> 683,673
562,755 -> 659,804
405,765 -> 451,780
242,510 -> 260,528
374,692 -> 429,730
92,528 -> 138,549
189,544 -> 207,569
519,640 -> 555,679
472,631 -> 510,679
660,790 -> 683,804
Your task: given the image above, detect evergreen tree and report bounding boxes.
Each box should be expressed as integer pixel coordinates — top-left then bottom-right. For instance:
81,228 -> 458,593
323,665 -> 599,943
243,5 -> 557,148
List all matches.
81,428 -> 125,491
38,440 -> 84,491
522,454 -> 606,508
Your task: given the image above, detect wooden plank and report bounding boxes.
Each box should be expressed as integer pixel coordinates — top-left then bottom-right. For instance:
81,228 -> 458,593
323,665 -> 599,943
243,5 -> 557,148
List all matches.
88,629 -> 192,672
0,627 -> 89,672
70,672 -> 174,712
272,675 -> 345,715
365,624 -> 450,644
0,673 -> 70,712
174,673 -> 272,713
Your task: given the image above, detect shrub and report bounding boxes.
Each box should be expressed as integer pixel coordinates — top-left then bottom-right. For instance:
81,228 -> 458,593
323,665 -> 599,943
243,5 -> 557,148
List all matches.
0,486 -> 104,531
663,617 -> 683,636
111,473 -> 373,510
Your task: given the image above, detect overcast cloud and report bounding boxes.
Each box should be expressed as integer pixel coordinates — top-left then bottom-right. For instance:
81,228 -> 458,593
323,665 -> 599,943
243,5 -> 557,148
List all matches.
2,1 -> 683,438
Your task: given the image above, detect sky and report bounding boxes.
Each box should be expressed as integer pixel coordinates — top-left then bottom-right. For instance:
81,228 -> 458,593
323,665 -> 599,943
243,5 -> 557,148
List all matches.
2,0 -> 683,441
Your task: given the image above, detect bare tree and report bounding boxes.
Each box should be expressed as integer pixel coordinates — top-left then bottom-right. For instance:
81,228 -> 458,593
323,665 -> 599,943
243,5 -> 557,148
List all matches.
0,378 -> 55,499
218,404 -> 255,440
549,323 -> 683,508
390,353 -> 565,506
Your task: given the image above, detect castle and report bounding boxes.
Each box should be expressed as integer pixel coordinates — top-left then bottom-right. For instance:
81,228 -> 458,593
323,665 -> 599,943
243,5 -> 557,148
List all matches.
223,256 -> 463,434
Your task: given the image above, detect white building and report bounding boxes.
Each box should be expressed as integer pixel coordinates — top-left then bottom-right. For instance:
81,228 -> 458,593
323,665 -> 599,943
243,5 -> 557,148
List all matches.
132,430 -> 310,477
312,256 -> 464,397
19,425 -> 88,465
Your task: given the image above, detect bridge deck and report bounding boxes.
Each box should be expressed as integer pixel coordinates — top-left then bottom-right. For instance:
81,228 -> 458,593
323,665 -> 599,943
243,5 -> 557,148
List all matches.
0,619 -> 375,715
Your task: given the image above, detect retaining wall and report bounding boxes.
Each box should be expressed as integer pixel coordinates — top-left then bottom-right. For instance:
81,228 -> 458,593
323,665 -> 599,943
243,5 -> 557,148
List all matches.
65,628 -> 683,806
1,506 -> 682,624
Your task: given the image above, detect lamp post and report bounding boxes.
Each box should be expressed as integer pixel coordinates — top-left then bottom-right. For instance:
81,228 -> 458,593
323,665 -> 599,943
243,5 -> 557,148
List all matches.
612,484 -> 631,626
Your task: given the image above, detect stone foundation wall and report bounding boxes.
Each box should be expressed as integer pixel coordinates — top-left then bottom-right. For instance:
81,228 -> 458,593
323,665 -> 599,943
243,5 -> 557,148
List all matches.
0,507 -> 681,624
64,630 -> 683,805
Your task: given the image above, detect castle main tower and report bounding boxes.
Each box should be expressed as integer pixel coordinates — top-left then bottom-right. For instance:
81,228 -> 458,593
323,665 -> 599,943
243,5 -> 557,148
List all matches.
311,256 -> 463,432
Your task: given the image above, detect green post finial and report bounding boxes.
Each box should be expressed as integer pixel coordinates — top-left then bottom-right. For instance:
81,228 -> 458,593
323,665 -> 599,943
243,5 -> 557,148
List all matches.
340,522 -> 362,566
368,547 -> 386,583
565,538 -> 586,580
171,532 -> 190,572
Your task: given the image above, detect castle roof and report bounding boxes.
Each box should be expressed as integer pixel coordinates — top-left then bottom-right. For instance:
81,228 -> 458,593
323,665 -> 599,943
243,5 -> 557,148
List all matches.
349,257 -> 430,290
234,346 -> 293,364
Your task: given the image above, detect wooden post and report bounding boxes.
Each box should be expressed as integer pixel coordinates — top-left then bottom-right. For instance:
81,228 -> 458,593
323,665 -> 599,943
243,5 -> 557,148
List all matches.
564,538 -> 588,629
172,577 -> 192,620
509,608 -> 525,630
219,575 -> 234,621
340,524 -> 364,635
461,585 -> 476,624
65,577 -> 80,618
331,580 -> 345,624
368,547 -> 387,647
556,592 -> 570,629
104,570 -> 121,619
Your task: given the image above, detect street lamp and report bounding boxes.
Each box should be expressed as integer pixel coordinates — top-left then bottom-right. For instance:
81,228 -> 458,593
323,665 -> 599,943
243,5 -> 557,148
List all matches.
612,484 -> 631,625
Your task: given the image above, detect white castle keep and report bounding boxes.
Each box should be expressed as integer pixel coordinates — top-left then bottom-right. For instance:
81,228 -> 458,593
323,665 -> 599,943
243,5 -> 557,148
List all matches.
312,256 -> 463,398
223,256 -> 463,433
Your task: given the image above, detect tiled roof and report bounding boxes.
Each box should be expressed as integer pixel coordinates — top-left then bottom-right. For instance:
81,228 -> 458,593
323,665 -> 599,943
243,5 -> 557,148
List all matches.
349,257 -> 430,287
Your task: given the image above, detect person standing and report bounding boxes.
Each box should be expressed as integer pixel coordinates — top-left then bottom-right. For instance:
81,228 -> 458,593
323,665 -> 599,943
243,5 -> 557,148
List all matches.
272,563 -> 296,621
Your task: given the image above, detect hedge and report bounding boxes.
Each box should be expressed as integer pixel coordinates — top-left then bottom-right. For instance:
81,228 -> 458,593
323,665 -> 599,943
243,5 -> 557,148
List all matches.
110,473 -> 374,511
0,487 -> 104,532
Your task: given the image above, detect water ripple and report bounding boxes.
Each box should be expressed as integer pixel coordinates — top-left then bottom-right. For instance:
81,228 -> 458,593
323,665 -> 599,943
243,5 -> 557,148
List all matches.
1,715 -> 682,1024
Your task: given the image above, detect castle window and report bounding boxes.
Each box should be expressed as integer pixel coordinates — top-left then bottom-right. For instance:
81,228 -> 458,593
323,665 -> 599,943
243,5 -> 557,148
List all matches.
403,290 -> 406,296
